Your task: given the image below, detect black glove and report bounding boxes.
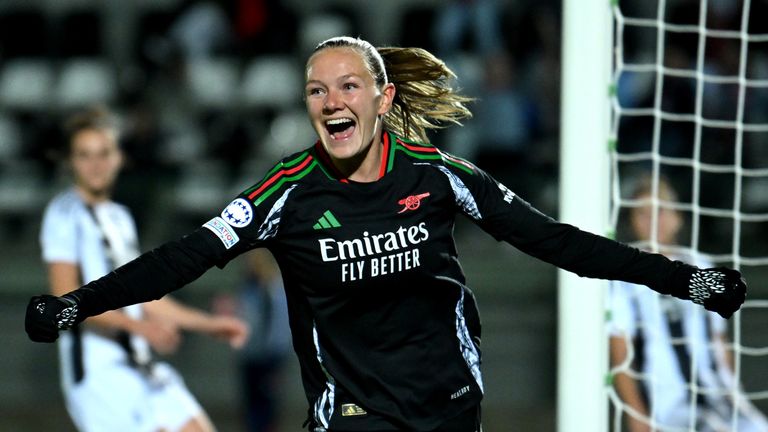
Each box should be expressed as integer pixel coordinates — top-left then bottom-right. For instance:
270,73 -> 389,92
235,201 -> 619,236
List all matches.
687,267 -> 746,319
25,295 -> 79,343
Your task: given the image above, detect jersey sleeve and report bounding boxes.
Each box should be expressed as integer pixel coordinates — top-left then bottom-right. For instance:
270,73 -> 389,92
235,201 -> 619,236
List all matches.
61,157 -> 303,321
201,156 -> 303,266
40,198 -> 78,264
437,155 -> 695,295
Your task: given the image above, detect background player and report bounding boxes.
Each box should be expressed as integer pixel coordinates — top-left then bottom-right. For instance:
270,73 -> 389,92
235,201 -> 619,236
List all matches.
609,175 -> 768,432
41,105 -> 248,432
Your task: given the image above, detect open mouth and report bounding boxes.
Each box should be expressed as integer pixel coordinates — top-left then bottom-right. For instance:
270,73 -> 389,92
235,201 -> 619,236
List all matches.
325,118 -> 356,140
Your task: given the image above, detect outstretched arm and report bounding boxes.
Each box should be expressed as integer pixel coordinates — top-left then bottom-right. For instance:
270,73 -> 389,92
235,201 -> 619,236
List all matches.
445,162 -> 746,318
498,197 -> 746,318
46,261 -> 182,352
26,227 -> 229,342
47,261 -> 143,332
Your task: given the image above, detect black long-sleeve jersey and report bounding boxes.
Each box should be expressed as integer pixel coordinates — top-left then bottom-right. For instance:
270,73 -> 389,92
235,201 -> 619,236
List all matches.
70,131 -> 696,431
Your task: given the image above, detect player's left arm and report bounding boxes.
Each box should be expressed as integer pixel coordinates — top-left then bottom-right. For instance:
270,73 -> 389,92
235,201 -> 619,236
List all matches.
443,158 -> 745,318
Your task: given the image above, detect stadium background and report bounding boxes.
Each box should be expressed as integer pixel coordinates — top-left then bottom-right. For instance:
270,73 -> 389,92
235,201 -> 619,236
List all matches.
2,0 -> 762,431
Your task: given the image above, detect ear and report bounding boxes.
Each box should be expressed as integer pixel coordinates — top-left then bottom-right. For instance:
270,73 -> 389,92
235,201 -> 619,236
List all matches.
377,83 -> 396,115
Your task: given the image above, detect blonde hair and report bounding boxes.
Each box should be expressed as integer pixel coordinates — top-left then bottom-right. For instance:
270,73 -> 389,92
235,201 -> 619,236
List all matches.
631,174 -> 679,202
311,36 -> 473,143
64,104 -> 119,142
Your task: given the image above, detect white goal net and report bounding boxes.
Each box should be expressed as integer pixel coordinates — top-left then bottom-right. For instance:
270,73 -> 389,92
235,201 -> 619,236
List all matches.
607,0 -> 768,431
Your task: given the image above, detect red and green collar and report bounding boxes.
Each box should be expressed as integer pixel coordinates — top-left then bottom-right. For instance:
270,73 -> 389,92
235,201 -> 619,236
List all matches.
246,131 -> 477,206
311,131 -> 474,183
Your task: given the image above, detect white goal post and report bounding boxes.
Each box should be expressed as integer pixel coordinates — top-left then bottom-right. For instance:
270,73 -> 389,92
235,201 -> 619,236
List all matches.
557,0 -> 613,431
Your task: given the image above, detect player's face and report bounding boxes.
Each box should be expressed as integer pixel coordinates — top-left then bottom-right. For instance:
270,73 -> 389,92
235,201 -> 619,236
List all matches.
631,192 -> 682,245
70,128 -> 122,200
305,47 -> 395,171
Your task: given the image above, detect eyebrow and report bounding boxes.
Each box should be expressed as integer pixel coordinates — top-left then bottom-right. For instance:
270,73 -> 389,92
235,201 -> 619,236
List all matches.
305,74 -> 363,87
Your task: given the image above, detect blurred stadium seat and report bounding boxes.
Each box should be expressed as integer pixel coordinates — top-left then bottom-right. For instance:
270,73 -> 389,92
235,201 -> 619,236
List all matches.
0,160 -> 49,219
260,108 -> 317,162
185,57 -> 240,111
170,159 -> 229,218
0,59 -> 56,111
156,121 -> 207,166
298,13 -> 352,56
56,58 -> 117,110
239,56 -> 302,112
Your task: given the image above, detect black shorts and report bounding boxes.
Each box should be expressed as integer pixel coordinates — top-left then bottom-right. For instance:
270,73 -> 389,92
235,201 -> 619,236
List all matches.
317,405 -> 481,432
430,405 -> 481,432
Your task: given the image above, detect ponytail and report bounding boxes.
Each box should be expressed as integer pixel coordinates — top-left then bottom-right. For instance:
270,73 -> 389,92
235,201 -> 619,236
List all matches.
378,47 -> 473,143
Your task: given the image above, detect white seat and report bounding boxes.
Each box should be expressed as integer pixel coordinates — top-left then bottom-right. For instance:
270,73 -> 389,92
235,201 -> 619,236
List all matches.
259,108 -> 317,161
0,59 -> 55,111
171,160 -> 229,216
239,56 -> 302,111
56,58 -> 116,109
0,160 -> 49,217
185,57 -> 239,110
299,14 -> 353,55
156,123 -> 207,166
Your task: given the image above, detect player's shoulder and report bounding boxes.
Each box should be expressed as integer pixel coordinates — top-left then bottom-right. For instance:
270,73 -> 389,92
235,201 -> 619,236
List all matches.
239,146 -> 322,207
45,188 -> 84,217
40,189 -> 86,237
391,133 -> 478,177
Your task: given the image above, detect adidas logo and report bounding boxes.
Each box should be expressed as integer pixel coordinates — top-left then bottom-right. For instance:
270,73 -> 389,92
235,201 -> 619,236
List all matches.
313,210 -> 341,230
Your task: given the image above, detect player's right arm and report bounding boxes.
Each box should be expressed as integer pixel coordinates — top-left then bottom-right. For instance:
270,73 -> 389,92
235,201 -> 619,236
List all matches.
27,156 -> 301,343
27,222 -> 234,342
46,261 -> 181,353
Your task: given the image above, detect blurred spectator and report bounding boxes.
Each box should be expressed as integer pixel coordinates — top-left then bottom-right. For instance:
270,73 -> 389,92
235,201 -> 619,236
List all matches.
508,3 -> 561,209
216,249 -> 291,432
431,0 -> 504,58
230,0 -> 298,55
472,52 -> 537,197
168,0 -> 234,60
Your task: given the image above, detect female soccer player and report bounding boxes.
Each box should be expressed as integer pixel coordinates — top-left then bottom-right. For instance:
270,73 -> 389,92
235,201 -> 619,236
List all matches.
609,175 -> 767,432
27,37 -> 745,432
39,106 -> 248,432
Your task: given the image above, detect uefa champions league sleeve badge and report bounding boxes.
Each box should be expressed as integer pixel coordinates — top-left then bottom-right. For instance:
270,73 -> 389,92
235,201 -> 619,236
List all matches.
222,198 -> 253,228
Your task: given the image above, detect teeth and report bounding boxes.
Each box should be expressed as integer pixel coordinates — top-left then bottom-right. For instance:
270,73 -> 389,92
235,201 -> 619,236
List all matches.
326,118 -> 353,126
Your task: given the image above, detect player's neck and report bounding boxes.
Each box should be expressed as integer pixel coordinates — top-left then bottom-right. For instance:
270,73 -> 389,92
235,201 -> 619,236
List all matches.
75,185 -> 112,205
335,137 -> 383,183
